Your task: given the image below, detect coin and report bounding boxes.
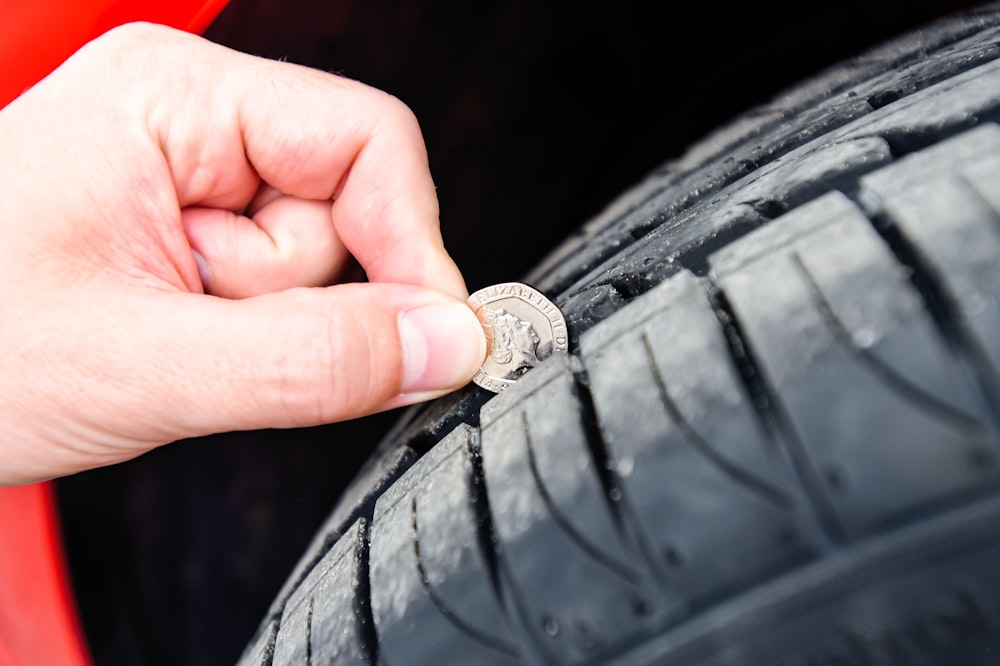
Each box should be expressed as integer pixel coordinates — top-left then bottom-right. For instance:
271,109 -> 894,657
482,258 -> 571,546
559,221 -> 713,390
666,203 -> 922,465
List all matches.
467,282 -> 568,393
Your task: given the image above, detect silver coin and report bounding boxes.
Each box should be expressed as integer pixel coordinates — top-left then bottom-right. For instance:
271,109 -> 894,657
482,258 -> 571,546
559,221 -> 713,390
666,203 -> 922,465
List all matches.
467,282 -> 568,393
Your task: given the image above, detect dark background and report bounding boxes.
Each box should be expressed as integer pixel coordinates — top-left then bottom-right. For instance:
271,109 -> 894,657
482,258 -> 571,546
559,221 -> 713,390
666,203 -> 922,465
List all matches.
56,1 -> 983,664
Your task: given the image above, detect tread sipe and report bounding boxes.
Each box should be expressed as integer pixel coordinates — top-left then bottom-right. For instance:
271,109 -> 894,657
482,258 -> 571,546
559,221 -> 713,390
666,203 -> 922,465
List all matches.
240,5 -> 1000,665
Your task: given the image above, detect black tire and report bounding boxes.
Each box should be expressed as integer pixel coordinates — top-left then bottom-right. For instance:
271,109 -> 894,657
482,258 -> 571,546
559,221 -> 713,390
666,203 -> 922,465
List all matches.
241,5 -> 1000,665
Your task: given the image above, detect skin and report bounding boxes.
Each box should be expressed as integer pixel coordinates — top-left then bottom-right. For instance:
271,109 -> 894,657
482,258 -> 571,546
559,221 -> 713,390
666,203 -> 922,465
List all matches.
0,22 -> 487,485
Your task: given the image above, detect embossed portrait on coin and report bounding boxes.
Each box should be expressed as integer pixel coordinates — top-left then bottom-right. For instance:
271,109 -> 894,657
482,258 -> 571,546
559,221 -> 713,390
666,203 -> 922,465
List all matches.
484,308 -> 543,375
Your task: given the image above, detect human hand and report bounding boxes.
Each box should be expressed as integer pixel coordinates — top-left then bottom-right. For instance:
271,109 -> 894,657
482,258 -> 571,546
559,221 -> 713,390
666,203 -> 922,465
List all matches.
0,23 -> 487,485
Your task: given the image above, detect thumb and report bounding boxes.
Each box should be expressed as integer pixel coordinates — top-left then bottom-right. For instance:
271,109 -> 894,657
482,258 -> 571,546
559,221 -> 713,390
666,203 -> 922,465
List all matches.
133,283 -> 487,440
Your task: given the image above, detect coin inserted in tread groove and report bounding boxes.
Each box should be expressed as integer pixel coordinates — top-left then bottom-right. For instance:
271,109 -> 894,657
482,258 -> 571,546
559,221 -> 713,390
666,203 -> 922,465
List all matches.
467,282 -> 569,393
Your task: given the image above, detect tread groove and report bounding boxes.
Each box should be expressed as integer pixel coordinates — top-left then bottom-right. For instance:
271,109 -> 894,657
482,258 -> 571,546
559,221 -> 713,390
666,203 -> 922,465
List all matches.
790,251 -> 988,434
259,620 -> 279,666
708,285 -> 848,550
867,198 -> 1000,428
465,429 -> 503,598
304,597 -> 313,666
354,518 -> 379,666
569,359 -> 670,586
520,409 -> 639,584
466,429 -> 549,666
639,332 -> 795,510
409,496 -> 521,659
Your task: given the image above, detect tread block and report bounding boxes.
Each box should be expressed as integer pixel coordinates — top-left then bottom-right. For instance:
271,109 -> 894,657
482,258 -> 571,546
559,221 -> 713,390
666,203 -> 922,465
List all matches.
861,124 -> 1000,384
272,520 -> 370,665
619,496 -> 1000,666
580,270 -> 817,610
859,124 -> 1000,196
369,426 -> 521,666
567,136 -> 894,295
839,58 -> 1000,146
479,355 -> 664,664
711,191 -> 998,538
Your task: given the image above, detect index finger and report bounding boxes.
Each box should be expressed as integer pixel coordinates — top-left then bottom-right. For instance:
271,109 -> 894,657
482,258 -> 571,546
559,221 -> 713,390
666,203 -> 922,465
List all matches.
128,24 -> 468,298
241,71 -> 469,299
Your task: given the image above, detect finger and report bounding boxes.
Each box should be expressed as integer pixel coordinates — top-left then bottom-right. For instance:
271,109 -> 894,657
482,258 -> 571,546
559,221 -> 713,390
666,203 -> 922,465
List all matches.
238,77 -> 469,298
181,196 -> 351,298
128,283 -> 487,440
88,24 -> 469,298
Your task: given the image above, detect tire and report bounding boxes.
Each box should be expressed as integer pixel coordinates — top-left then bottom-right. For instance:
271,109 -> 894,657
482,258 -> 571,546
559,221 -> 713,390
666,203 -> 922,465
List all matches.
241,5 -> 1000,665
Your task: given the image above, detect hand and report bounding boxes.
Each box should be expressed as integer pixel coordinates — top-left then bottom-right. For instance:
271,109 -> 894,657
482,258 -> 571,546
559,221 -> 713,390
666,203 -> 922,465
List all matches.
0,23 -> 487,485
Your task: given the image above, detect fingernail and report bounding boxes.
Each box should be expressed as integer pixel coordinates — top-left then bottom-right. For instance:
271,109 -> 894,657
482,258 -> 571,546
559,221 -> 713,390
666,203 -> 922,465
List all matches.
192,250 -> 210,291
398,301 -> 487,393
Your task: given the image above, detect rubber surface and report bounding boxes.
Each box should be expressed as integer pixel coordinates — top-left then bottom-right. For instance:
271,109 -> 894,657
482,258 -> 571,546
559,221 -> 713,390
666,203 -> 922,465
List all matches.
240,5 -> 1000,665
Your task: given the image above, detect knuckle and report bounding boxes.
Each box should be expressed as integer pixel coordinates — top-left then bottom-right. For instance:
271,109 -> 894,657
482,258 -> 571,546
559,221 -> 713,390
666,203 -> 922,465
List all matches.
93,22 -> 174,53
384,94 -> 422,132
71,23 -> 189,96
